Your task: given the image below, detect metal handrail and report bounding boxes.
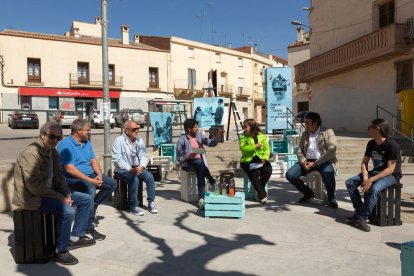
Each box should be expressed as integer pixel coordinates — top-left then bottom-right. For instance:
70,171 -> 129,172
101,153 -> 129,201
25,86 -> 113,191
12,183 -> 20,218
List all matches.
376,105 -> 414,159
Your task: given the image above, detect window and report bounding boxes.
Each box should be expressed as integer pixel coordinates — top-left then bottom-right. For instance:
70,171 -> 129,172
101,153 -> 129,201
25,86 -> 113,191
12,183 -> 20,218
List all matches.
396,60 -> 413,92
149,67 -> 159,88
109,64 -> 115,86
254,63 -> 258,74
27,58 -> 41,82
238,78 -> 245,94
215,53 -> 221,63
188,69 -> 196,89
49,97 -> 59,110
110,99 -> 118,112
379,1 -> 394,28
297,101 -> 309,113
238,57 -> 243,67
188,47 -> 194,58
77,62 -> 89,84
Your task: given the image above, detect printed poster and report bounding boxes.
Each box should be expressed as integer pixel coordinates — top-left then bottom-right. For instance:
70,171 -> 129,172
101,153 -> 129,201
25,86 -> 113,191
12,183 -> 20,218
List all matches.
149,112 -> 173,148
193,97 -> 226,129
265,67 -> 292,133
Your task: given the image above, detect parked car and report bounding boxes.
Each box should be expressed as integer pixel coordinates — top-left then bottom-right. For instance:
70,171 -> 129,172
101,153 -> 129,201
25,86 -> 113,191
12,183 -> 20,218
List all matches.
113,108 -> 147,128
52,110 -> 81,127
90,109 -> 115,129
8,110 -> 39,129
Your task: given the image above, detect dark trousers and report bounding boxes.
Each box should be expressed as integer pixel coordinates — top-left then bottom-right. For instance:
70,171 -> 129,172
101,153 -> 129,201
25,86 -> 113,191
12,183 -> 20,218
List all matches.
240,161 -> 273,200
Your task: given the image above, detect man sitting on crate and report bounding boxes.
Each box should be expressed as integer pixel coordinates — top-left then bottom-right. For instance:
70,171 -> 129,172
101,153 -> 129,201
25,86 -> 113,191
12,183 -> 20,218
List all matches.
57,119 -> 116,241
112,120 -> 158,216
285,112 -> 339,208
176,118 -> 224,210
345,119 -> 402,232
13,122 -> 95,265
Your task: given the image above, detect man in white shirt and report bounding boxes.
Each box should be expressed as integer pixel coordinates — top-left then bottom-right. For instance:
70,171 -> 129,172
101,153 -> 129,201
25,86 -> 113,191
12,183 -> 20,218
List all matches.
285,112 -> 338,208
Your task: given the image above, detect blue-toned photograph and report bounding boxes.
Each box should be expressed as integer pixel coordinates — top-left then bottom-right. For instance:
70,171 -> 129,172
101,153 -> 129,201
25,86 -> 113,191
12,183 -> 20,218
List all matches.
265,67 -> 292,133
149,112 -> 173,148
193,97 -> 226,129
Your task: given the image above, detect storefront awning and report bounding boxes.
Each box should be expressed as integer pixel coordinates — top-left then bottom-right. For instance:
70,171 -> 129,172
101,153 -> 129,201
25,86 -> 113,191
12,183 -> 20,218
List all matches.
19,87 -> 121,98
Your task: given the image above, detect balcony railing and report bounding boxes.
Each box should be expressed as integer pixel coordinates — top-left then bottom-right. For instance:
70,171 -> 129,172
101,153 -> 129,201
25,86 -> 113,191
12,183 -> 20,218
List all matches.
236,87 -> 251,97
69,73 -> 123,89
295,23 -> 411,82
218,84 -> 234,96
174,79 -> 208,91
253,92 -> 265,102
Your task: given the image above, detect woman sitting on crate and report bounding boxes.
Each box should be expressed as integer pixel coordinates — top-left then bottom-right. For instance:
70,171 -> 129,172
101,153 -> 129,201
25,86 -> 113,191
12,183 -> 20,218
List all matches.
239,118 -> 273,204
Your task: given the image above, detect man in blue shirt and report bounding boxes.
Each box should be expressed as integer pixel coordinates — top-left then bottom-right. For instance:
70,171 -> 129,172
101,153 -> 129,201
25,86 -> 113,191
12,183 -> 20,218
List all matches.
57,119 -> 116,241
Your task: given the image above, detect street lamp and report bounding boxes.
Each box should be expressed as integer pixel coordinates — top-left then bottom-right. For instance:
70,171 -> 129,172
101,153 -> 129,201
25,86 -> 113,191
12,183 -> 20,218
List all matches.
291,20 -> 312,34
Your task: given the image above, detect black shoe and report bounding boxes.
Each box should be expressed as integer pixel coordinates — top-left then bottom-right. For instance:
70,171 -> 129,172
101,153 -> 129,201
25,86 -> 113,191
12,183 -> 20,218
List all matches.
345,214 -> 358,224
355,219 -> 371,232
87,228 -> 106,241
55,251 -> 79,265
69,237 -> 96,250
329,199 -> 338,209
298,192 -> 315,203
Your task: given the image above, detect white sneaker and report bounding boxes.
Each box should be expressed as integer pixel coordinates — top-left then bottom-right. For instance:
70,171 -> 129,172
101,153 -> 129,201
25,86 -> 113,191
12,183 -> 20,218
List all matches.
198,198 -> 205,210
148,202 -> 158,214
131,207 -> 145,216
260,197 -> 268,204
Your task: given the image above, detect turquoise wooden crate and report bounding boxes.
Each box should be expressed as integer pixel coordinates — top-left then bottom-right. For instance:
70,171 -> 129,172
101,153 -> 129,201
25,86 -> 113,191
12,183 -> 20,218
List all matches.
243,176 -> 268,201
401,241 -> 414,276
204,192 -> 245,219
270,140 -> 290,154
160,143 -> 176,163
284,154 -> 298,170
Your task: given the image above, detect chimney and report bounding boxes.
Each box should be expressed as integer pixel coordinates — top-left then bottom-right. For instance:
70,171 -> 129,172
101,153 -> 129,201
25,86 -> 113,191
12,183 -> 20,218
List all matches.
133,34 -> 140,43
73,27 -> 80,38
296,27 -> 304,43
121,25 -> 129,45
227,43 -> 232,48
95,16 -> 101,24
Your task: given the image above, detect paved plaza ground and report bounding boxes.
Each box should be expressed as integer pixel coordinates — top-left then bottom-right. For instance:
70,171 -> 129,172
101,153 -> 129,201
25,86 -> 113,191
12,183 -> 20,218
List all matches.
0,171 -> 413,276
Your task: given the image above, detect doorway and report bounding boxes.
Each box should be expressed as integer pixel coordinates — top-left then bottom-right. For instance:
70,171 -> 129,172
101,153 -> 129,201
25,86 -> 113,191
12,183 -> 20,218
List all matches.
75,98 -> 95,121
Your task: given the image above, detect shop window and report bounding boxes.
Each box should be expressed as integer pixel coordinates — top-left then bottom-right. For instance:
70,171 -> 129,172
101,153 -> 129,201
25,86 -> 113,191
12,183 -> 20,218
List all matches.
49,97 -> 59,110
27,58 -> 41,82
149,67 -> 159,88
77,62 -> 89,84
378,1 -> 394,28
110,99 -> 118,112
396,60 -> 413,92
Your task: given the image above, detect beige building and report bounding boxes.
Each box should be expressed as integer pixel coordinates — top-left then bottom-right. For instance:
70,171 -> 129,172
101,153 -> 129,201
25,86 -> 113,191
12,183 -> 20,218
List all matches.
0,17 -> 286,125
295,0 -> 414,132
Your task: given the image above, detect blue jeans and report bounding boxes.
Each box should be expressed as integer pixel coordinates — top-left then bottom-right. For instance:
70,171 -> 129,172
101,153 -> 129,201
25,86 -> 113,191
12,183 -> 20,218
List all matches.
345,170 -> 398,220
285,161 -> 337,201
65,173 -> 117,230
39,191 -> 92,252
186,158 -> 214,199
115,169 -> 156,209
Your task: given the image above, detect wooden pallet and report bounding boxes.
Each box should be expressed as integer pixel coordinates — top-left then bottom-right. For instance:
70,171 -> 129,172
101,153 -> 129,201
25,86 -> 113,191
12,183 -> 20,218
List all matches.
204,191 -> 245,219
181,170 -> 198,202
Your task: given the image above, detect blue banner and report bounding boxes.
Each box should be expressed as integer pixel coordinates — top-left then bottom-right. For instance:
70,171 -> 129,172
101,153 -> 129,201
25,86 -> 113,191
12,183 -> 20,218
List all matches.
193,97 -> 226,129
265,67 -> 292,133
149,112 -> 173,148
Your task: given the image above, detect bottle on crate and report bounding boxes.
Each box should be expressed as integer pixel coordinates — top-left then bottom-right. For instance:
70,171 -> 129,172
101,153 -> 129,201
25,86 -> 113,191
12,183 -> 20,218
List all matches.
214,176 -> 221,195
229,178 -> 235,197
221,178 -> 227,196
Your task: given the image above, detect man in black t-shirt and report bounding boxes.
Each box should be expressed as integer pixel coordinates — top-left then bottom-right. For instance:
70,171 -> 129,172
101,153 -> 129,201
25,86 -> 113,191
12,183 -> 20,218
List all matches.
345,119 -> 402,232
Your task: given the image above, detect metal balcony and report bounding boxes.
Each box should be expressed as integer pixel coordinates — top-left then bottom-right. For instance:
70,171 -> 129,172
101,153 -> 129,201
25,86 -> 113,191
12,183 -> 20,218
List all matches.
295,23 -> 412,83
69,73 -> 123,89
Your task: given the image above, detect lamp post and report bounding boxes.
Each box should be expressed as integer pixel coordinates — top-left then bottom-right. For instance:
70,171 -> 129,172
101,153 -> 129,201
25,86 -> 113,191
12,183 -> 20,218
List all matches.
291,20 -> 312,34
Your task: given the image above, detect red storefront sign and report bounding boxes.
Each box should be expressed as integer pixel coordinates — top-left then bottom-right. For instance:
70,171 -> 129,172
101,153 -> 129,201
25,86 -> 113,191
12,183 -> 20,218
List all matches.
19,87 -> 121,98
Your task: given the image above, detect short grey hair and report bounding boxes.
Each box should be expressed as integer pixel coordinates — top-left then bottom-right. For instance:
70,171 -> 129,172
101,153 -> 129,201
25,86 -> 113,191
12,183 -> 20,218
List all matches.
70,119 -> 89,134
123,120 -> 137,130
40,122 -> 62,136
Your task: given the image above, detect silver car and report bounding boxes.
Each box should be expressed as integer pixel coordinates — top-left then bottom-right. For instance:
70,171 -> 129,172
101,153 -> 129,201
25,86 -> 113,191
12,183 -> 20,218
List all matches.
55,111 -> 81,127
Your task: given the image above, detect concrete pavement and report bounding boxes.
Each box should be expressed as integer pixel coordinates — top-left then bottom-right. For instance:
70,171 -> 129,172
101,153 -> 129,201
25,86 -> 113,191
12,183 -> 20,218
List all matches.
0,170 -> 413,276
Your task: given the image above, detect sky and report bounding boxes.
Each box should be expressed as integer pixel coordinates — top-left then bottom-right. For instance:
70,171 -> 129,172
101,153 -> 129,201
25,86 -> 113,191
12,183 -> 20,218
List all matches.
0,0 -> 310,59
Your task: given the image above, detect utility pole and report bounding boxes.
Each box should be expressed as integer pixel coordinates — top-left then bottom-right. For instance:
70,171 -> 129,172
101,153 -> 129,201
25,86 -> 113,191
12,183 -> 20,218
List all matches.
101,0 -> 111,176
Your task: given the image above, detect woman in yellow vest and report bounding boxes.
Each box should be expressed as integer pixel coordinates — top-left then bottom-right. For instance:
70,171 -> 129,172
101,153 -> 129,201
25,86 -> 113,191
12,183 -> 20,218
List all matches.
239,118 -> 272,203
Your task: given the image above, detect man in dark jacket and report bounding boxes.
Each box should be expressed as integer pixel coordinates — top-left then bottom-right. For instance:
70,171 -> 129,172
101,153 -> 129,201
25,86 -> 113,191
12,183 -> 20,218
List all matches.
13,122 -> 94,265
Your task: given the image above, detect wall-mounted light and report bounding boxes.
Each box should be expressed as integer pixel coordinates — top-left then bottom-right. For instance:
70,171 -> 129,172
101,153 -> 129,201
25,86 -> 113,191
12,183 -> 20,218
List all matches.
291,20 -> 312,34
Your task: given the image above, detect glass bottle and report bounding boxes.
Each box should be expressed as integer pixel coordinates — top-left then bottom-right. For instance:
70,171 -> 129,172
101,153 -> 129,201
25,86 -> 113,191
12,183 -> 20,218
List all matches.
221,178 -> 227,196
229,178 -> 235,197
214,177 -> 221,195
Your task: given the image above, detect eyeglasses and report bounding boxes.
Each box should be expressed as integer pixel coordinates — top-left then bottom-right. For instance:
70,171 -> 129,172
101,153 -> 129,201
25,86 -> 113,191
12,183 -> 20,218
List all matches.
127,127 -> 139,132
46,133 -> 63,141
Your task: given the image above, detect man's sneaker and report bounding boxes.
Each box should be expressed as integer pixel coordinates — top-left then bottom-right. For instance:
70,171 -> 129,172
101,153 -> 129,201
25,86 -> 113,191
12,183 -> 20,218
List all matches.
148,202 -> 159,214
131,207 -> 145,216
345,214 -> 358,224
355,219 -> 371,232
198,198 -> 205,210
69,237 -> 96,250
260,197 -> 269,204
86,228 -> 106,241
54,251 -> 79,265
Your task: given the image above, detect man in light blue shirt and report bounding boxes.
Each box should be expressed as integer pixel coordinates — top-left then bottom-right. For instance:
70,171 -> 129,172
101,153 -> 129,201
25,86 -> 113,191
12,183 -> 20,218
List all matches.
57,119 -> 116,241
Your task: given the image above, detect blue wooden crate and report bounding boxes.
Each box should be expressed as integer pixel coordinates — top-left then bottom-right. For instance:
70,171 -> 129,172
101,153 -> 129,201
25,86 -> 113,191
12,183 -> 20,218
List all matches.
401,241 -> 414,276
243,176 -> 268,201
284,154 -> 298,170
270,140 -> 290,154
160,143 -> 176,163
204,192 -> 245,219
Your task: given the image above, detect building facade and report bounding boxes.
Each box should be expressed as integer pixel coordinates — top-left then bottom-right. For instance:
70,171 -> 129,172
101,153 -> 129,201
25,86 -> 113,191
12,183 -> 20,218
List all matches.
295,0 -> 414,132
